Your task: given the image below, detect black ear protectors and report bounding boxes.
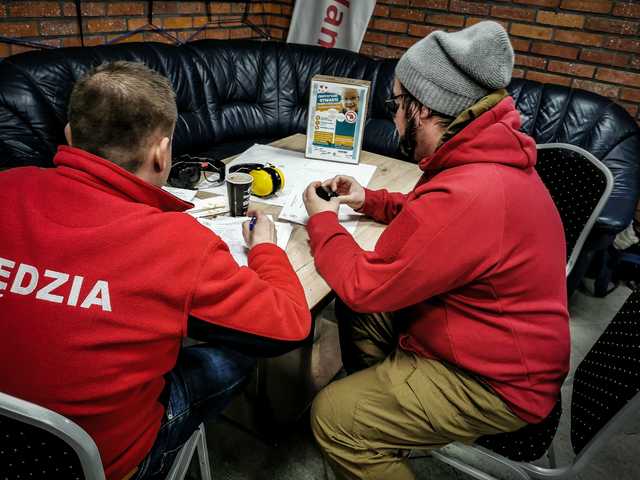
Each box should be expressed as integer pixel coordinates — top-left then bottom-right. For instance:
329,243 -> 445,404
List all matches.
229,163 -> 285,197
168,155 -> 226,189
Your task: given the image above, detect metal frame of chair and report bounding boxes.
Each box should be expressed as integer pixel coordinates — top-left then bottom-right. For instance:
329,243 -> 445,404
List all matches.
166,423 -> 212,480
0,391 -> 212,480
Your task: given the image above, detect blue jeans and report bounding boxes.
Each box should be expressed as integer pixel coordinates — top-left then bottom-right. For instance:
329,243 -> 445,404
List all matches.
133,344 -> 256,480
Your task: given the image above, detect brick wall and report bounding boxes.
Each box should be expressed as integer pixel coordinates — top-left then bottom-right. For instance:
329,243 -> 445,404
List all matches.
359,0 -> 640,123
1,1 -> 638,124
255,0 -> 293,39
0,1 -> 293,53
280,0 -> 640,125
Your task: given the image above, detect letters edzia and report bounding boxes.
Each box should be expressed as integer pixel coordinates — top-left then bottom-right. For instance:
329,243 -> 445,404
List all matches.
0,256 -> 112,312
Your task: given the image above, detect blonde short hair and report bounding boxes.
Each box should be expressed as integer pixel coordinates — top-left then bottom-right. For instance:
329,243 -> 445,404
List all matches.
68,61 -> 177,172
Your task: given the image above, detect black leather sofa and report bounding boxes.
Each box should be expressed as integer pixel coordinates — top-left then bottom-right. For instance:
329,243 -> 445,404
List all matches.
1,39 -> 638,295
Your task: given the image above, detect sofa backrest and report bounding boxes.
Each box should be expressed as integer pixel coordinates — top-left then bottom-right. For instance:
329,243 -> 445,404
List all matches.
508,78 -> 640,231
0,40 -> 399,169
0,39 -> 638,230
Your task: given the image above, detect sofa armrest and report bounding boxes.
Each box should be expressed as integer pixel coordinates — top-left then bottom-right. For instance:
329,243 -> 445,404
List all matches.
596,135 -> 640,234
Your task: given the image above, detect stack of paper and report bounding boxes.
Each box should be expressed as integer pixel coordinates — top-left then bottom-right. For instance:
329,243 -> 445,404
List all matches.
278,188 -> 364,234
197,216 -> 293,267
186,196 -> 229,218
162,185 -> 198,202
199,144 -> 376,204
198,144 -> 376,233
171,144 -> 377,239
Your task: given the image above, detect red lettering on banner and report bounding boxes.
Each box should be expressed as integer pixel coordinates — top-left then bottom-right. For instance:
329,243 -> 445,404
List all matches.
317,0 -> 350,49
318,27 -> 339,48
324,6 -> 343,27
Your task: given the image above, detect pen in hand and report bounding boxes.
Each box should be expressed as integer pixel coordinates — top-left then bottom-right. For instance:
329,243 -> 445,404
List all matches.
249,216 -> 257,231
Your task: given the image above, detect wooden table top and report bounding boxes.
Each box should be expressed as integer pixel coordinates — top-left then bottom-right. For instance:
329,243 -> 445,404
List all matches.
220,133 -> 422,310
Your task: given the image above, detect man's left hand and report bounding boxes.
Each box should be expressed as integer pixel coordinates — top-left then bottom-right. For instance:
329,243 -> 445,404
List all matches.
303,181 -> 340,217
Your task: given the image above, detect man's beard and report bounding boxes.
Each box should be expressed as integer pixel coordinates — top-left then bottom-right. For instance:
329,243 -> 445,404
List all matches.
399,113 -> 419,162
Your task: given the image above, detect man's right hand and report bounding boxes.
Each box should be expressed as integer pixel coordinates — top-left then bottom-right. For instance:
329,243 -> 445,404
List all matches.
242,210 -> 277,249
323,175 -> 365,211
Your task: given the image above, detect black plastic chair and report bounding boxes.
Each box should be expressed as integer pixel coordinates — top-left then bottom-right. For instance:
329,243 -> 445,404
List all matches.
431,287 -> 640,479
0,392 -> 104,480
0,392 -> 212,480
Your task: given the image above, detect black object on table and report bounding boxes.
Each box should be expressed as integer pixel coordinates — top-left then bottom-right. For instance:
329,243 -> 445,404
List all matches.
316,186 -> 338,201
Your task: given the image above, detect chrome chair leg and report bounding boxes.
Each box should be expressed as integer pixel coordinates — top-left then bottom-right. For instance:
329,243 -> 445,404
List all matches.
196,423 -> 212,480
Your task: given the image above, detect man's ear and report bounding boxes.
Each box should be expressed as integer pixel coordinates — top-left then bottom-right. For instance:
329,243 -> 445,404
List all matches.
153,136 -> 172,174
64,123 -> 73,146
417,105 -> 432,127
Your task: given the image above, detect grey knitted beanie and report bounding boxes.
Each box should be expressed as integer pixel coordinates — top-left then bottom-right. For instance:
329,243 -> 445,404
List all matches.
395,21 -> 514,117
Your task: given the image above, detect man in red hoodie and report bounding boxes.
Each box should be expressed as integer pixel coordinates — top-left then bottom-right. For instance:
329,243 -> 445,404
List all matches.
0,61 -> 311,480
303,21 -> 570,480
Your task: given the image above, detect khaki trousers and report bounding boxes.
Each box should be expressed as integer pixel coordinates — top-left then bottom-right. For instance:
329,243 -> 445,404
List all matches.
310,301 -> 526,480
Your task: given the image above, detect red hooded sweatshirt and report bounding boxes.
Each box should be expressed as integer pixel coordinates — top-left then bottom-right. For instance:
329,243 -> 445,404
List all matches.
0,147 -> 311,480
307,97 -> 570,423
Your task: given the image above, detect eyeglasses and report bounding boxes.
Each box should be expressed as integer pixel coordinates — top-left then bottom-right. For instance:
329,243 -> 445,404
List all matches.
168,155 -> 226,189
384,93 -> 409,115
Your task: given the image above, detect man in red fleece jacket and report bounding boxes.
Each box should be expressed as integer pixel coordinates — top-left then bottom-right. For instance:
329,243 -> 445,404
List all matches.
0,61 -> 311,480
303,21 -> 569,480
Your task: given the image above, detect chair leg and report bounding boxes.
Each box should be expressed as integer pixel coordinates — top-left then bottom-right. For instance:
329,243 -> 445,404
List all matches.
166,429 -> 200,480
546,440 -> 558,468
431,443 -> 532,480
196,423 -> 212,480
430,450 -> 503,480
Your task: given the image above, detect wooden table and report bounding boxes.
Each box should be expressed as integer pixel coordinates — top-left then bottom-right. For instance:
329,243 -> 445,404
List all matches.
219,134 -> 422,432
230,133 -> 422,311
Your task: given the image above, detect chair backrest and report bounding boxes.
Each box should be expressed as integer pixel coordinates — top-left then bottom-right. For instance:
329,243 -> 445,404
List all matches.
536,143 -> 613,276
0,391 -> 105,480
570,288 -> 640,469
509,78 -> 640,234
472,143 -> 613,462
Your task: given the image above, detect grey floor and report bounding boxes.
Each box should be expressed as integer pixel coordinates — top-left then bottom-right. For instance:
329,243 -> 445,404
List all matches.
195,283 -> 639,479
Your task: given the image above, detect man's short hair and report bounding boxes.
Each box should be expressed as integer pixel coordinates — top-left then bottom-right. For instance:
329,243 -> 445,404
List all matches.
67,61 -> 177,172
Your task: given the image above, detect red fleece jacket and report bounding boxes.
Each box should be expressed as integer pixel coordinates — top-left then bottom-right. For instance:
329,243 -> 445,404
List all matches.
0,147 -> 311,480
307,98 -> 570,423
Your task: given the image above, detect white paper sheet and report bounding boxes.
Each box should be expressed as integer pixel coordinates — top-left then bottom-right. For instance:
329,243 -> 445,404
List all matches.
274,221 -> 294,252
162,185 -> 198,202
186,196 -> 229,218
198,144 -> 377,209
278,188 -> 364,234
196,216 -> 294,267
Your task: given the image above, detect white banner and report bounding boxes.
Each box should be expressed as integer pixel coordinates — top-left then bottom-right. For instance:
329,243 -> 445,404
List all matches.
286,0 -> 376,52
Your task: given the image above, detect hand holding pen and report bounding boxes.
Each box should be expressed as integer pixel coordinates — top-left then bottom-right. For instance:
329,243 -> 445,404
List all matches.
242,210 -> 277,248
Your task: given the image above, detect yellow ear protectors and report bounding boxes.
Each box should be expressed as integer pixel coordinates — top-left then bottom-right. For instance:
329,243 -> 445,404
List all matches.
229,163 -> 285,197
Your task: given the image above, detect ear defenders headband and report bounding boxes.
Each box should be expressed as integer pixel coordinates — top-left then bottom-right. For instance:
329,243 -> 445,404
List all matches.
229,163 -> 284,197
168,154 -> 226,189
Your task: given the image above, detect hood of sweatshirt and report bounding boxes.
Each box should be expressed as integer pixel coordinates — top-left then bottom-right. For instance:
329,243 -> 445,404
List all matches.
418,97 -> 537,173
